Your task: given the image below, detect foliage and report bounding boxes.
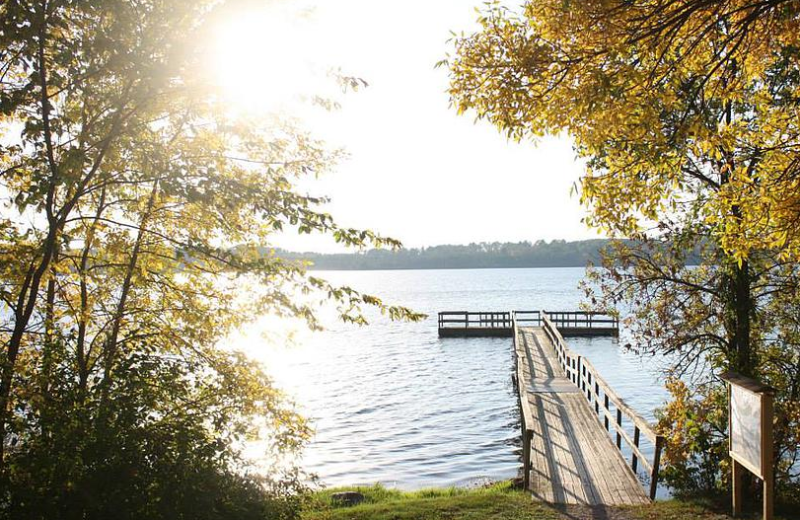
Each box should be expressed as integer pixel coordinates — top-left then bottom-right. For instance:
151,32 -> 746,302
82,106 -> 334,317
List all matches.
446,0 -> 800,261
0,0 -> 422,518
446,0 -> 800,498
7,347 -> 306,520
584,236 -> 800,495
656,379 -> 729,494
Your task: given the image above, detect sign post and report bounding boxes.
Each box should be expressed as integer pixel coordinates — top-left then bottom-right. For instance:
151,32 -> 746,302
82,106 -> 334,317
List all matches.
720,372 -> 775,520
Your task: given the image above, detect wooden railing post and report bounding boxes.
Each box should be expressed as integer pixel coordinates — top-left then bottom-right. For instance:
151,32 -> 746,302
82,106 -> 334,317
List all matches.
594,382 -> 600,413
649,435 -> 664,499
632,426 -> 641,472
616,409 -> 622,448
582,365 -> 587,393
603,394 -> 610,430
522,428 -> 532,490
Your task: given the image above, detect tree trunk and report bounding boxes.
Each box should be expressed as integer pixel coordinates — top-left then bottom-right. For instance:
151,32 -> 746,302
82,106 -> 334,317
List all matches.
41,247 -> 59,438
731,260 -> 753,376
97,179 -> 159,415
76,185 -> 108,397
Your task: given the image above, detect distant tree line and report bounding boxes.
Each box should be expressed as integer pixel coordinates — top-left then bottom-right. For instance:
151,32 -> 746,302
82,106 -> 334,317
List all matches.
276,239 -> 642,270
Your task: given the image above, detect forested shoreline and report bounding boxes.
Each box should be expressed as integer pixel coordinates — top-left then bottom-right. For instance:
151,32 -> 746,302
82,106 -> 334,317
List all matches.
276,239 -> 609,270
276,239 -> 703,270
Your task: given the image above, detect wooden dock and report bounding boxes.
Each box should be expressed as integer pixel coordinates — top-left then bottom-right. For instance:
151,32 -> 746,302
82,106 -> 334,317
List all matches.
440,310 -> 663,506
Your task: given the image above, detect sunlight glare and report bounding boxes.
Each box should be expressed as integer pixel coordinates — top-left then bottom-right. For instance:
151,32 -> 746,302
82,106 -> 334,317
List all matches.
212,5 -> 324,115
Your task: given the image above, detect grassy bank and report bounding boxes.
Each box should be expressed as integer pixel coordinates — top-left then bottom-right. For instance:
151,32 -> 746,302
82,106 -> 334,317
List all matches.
302,482 -> 792,520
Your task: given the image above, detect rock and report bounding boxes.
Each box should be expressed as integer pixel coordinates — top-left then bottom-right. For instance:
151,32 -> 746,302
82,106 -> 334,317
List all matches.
330,491 -> 365,507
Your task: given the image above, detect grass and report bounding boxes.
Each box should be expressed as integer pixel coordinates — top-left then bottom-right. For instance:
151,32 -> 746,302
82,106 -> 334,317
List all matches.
302,481 -> 558,520
301,481 -> 795,520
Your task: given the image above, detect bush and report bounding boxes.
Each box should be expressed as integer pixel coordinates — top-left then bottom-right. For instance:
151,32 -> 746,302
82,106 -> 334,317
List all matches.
1,347 -> 308,520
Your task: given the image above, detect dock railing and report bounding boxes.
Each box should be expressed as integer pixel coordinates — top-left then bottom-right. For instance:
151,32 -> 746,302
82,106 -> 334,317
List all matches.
511,313 -> 535,490
541,313 -> 665,499
512,310 -> 541,327
544,310 -> 619,336
439,310 -> 616,337
438,311 -> 512,330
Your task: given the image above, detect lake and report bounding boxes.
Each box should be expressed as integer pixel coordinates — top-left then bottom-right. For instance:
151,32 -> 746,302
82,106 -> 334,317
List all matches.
236,267 -> 672,491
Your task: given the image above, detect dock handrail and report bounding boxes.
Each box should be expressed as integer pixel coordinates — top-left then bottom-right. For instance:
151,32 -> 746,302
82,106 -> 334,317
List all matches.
512,310 -> 541,326
438,310 -> 617,337
545,310 -> 619,331
438,311 -> 511,329
511,313 -> 535,490
541,312 -> 665,500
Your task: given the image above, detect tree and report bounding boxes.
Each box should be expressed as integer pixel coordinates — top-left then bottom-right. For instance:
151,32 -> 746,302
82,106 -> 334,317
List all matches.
585,237 -> 800,493
447,0 -> 800,258
446,0 -> 800,497
0,1 -> 421,517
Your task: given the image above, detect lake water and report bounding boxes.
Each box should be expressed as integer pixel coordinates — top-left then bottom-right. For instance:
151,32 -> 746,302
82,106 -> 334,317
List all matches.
239,267 -> 672,491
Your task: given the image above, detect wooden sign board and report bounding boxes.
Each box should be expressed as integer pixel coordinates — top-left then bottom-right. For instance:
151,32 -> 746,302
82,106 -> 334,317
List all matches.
730,382 -> 764,477
720,372 -> 774,520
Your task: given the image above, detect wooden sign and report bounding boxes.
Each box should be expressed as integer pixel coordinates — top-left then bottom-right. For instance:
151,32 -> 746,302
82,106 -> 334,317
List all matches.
720,372 -> 775,520
730,382 -> 764,476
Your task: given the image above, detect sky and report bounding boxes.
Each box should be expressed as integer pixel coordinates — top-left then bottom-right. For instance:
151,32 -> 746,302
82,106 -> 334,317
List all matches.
213,0 -> 601,253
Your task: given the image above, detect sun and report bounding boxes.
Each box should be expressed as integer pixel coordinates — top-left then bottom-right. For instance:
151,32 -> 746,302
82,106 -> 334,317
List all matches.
211,5 -> 323,115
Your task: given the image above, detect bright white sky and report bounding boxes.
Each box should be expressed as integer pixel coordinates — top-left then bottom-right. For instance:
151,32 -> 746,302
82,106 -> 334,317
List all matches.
213,0 -> 601,253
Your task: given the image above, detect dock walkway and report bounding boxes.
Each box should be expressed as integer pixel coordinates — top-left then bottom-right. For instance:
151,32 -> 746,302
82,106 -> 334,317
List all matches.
438,309 -> 664,506
515,326 -> 649,505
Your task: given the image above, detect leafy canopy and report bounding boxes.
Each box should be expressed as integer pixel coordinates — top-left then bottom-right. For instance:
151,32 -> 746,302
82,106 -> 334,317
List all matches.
446,0 -> 800,261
